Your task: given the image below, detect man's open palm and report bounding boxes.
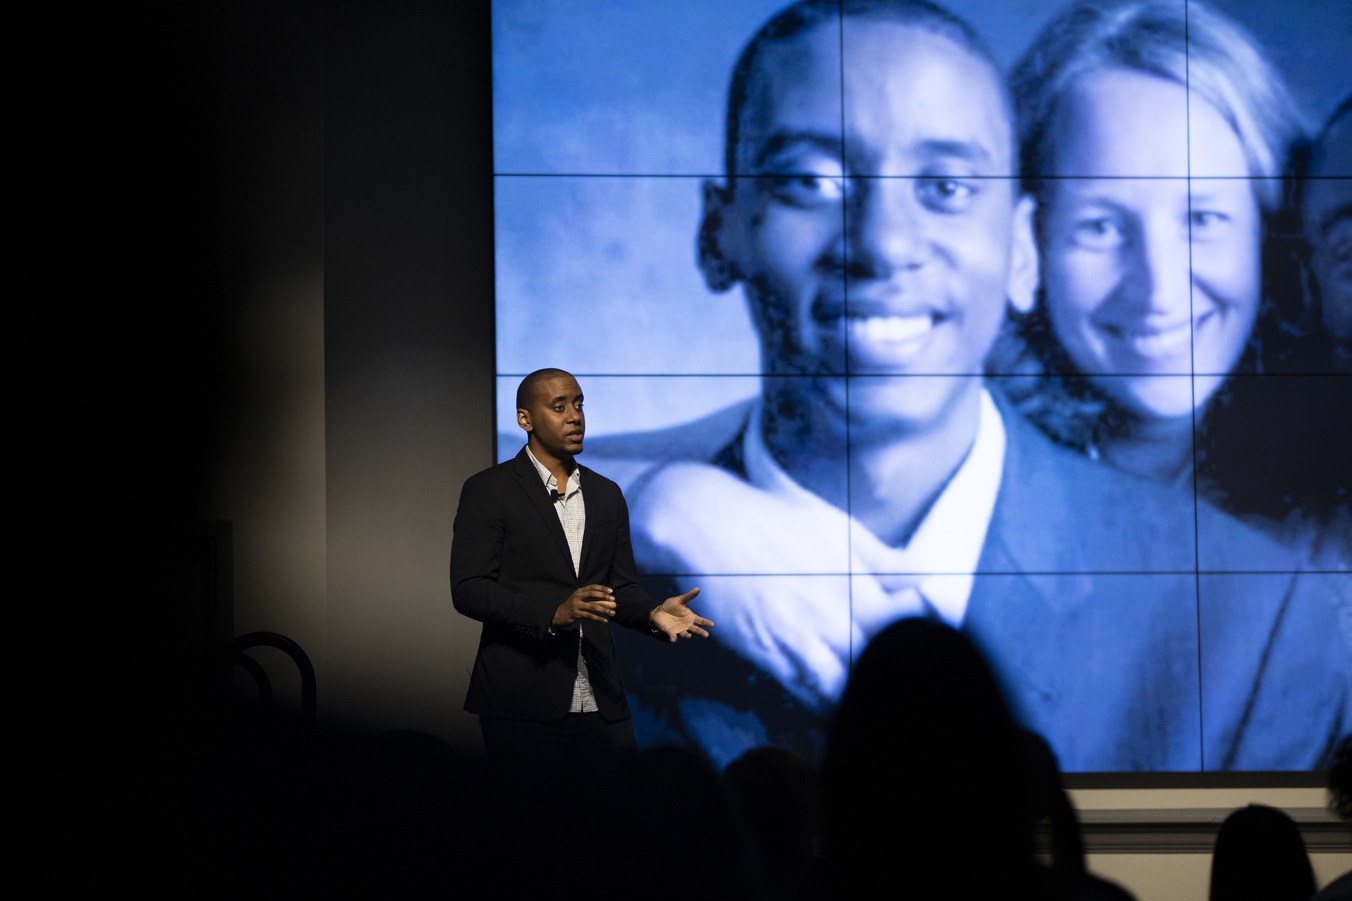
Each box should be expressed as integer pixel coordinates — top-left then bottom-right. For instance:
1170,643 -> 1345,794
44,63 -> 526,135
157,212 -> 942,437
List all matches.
652,588 -> 712,642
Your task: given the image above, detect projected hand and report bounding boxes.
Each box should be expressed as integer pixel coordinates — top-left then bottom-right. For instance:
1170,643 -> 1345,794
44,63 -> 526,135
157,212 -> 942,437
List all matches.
650,587 -> 713,642
631,462 -> 910,712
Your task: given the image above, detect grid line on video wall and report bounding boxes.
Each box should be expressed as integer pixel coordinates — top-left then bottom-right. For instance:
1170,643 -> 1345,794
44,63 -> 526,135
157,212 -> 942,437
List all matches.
491,0 -> 1351,771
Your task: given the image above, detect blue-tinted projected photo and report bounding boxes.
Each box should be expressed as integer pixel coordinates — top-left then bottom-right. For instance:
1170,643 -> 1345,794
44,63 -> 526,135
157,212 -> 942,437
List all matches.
492,0 -> 1352,771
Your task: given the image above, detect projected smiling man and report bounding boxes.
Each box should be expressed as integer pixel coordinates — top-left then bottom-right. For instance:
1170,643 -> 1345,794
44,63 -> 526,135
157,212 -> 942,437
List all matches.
586,0 -> 1350,771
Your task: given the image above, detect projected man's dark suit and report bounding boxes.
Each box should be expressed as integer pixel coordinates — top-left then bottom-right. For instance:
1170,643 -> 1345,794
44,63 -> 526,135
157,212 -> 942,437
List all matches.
584,396 -> 1351,771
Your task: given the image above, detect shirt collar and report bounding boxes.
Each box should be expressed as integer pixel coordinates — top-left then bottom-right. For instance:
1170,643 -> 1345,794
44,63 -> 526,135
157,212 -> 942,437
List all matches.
742,387 -> 1006,627
525,444 -> 581,495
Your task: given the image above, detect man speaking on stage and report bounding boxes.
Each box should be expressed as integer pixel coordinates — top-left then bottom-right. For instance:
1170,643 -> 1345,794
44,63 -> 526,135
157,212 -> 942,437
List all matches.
450,368 -> 712,777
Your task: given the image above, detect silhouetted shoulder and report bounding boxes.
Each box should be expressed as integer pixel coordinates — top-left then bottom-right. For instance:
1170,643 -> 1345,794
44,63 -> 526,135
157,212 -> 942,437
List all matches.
584,400 -> 753,462
1310,869 -> 1352,901
992,409 -> 1199,572
572,400 -> 755,494
993,402 -> 1311,576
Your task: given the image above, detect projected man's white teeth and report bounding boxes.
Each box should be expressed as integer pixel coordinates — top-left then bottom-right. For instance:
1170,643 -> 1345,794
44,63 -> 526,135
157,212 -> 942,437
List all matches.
847,314 -> 935,344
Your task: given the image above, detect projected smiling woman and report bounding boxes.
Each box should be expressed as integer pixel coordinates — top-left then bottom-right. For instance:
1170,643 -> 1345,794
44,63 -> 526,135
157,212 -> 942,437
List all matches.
1002,0 -> 1306,488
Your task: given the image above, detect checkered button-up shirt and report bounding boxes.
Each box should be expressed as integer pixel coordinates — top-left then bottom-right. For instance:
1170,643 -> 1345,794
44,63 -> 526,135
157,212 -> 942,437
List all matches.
525,445 -> 598,713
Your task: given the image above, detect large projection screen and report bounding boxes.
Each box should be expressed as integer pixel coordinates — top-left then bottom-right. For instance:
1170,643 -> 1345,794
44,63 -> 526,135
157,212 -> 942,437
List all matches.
490,0 -> 1352,772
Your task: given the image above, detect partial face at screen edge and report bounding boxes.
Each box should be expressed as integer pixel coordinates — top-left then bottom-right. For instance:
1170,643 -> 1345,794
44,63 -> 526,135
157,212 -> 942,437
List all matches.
1304,111 -> 1352,339
698,17 -> 1037,437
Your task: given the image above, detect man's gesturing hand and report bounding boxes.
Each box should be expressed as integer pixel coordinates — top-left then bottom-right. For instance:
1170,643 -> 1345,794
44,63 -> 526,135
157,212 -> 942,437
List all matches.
553,584 -> 617,627
651,588 -> 713,643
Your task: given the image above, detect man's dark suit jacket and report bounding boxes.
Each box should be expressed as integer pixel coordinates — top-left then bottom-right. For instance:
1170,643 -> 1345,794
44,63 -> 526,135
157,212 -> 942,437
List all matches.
450,447 -> 661,722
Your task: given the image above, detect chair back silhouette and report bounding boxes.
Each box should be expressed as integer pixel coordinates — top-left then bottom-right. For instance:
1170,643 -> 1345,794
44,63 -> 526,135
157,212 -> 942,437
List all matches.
210,631 -> 317,721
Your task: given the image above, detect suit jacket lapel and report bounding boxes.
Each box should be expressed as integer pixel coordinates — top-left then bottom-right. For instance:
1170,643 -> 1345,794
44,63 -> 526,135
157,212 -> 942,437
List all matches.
968,398 -> 1071,727
981,394 -> 1086,576
514,448 -> 574,575
969,492 -> 1100,760
978,398 -> 1042,576
578,467 -> 597,575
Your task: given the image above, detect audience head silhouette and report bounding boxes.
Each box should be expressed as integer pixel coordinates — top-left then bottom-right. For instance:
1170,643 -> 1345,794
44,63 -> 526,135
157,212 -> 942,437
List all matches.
823,617 -> 1037,899
1209,804 -> 1316,901
597,746 -> 751,901
724,745 -> 822,899
1329,732 -> 1352,820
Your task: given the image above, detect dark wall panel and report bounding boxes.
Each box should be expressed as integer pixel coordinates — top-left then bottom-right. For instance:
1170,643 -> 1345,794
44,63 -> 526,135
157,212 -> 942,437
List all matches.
323,0 -> 494,746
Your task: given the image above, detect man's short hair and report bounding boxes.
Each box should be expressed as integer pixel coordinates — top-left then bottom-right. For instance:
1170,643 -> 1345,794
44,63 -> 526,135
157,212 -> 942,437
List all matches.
723,0 -> 1010,181
516,368 -> 574,412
